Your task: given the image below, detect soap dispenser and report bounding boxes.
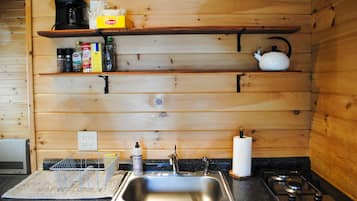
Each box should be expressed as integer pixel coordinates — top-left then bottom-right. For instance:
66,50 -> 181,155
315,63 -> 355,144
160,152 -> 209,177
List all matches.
132,141 -> 143,175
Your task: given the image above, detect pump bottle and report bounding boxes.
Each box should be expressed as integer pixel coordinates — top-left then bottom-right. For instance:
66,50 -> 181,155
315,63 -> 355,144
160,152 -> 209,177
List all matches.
132,141 -> 143,175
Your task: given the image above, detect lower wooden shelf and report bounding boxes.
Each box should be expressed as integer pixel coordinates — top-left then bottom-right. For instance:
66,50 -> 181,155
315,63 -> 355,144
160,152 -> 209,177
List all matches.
38,70 -> 300,76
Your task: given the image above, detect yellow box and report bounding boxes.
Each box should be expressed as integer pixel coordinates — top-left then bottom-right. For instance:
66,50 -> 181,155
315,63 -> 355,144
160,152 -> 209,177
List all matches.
96,15 -> 126,29
91,43 -> 103,72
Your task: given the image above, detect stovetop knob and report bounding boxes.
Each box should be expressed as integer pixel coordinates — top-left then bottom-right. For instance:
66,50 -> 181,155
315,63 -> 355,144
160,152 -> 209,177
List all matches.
288,193 -> 296,201
315,192 -> 323,201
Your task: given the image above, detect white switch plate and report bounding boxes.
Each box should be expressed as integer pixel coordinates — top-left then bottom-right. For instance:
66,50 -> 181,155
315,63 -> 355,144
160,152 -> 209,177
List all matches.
77,131 -> 97,151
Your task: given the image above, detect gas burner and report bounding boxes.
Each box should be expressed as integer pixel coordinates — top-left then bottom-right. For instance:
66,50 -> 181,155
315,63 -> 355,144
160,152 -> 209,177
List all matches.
271,175 -> 290,182
263,170 -> 335,201
285,181 -> 302,193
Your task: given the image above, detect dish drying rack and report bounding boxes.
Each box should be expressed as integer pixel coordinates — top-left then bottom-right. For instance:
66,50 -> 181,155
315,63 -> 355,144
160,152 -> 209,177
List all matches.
50,155 -> 118,191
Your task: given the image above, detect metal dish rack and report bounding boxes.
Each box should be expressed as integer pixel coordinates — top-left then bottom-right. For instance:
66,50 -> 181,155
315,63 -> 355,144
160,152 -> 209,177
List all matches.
50,155 -> 117,191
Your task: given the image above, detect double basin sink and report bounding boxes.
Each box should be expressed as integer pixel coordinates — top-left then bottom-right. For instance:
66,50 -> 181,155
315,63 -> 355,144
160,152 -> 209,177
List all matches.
112,171 -> 235,201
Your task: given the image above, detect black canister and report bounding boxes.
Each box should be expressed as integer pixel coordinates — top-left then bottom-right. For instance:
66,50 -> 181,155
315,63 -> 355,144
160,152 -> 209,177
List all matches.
64,48 -> 74,72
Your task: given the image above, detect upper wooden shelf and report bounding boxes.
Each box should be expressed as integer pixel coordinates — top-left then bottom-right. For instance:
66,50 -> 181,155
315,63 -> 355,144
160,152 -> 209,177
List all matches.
37,26 -> 300,38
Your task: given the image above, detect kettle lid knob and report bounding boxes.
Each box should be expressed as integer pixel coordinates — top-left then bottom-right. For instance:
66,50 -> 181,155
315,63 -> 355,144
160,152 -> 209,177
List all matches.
271,45 -> 279,52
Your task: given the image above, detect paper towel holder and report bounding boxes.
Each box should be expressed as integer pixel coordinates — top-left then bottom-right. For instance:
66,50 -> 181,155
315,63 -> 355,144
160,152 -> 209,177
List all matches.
229,170 -> 246,180
230,128 -> 252,179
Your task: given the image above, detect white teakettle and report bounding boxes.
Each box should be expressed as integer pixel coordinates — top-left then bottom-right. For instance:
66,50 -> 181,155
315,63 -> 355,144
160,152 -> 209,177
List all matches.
254,37 -> 292,71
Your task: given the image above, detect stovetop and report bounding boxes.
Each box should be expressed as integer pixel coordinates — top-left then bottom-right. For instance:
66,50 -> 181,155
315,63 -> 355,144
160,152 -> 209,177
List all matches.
263,170 -> 335,201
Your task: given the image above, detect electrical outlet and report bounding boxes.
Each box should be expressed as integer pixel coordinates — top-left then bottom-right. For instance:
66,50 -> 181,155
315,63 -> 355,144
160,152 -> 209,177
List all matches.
78,131 -> 97,151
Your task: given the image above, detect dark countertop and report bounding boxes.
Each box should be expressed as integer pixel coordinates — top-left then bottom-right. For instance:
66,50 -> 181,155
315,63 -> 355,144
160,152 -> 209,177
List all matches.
0,173 -> 276,201
3,157 -> 350,201
0,175 -> 28,201
227,175 -> 276,201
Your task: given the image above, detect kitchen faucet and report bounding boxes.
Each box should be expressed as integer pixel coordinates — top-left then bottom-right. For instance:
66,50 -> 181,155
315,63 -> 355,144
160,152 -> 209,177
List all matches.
168,145 -> 179,175
202,156 -> 209,175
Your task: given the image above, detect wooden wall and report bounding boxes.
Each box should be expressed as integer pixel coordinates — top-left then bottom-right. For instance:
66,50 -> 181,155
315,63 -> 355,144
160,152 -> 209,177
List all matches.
311,0 -> 357,199
0,1 -> 28,139
31,0 -> 312,168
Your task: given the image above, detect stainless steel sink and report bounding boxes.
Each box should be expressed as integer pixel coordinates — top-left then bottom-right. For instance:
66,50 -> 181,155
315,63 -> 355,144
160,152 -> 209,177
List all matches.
112,171 -> 234,201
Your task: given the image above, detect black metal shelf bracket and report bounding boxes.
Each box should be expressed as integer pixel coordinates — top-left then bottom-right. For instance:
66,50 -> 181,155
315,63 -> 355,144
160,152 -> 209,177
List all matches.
98,75 -> 109,94
237,33 -> 242,52
236,73 -> 246,93
236,29 -> 245,52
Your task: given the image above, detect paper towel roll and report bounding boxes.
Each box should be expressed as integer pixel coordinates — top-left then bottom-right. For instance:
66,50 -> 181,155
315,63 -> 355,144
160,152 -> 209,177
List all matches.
232,136 -> 252,177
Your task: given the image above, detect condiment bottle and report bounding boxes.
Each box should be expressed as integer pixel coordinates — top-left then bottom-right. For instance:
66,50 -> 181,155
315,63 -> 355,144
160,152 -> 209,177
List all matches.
132,141 -> 143,175
64,48 -> 73,72
56,48 -> 65,72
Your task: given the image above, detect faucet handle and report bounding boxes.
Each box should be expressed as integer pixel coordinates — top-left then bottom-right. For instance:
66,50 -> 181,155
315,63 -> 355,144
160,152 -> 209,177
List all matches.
168,153 -> 174,165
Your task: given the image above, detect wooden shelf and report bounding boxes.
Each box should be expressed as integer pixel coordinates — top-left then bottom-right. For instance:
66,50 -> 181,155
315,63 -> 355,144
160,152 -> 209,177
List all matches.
38,70 -> 303,94
37,26 -> 300,38
39,70 -> 244,76
39,70 -> 302,76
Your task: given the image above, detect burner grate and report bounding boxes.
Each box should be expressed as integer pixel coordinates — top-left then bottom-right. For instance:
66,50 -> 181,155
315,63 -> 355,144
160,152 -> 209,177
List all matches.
263,170 -> 330,201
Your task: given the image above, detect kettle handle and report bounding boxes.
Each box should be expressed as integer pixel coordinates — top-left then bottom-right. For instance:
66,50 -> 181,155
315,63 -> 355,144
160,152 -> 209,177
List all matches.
267,36 -> 292,58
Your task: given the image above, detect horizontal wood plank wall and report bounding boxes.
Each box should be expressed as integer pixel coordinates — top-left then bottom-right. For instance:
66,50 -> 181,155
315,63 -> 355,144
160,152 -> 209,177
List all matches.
0,0 -> 28,139
32,0 -> 312,168
311,0 -> 357,199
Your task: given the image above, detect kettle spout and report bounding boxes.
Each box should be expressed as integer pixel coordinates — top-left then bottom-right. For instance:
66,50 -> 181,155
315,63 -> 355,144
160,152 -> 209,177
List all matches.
254,49 -> 262,61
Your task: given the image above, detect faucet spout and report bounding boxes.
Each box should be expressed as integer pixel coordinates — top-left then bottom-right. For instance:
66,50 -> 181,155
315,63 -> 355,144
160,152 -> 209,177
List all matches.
168,145 -> 179,175
202,156 -> 209,176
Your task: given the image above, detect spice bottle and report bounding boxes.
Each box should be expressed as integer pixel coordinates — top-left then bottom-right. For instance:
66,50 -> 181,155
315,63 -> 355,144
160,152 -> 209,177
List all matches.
64,48 -> 73,72
82,43 -> 91,72
56,48 -> 65,72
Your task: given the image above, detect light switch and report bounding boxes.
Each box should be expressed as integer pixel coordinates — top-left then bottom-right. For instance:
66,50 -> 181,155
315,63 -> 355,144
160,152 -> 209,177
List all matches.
78,131 -> 97,151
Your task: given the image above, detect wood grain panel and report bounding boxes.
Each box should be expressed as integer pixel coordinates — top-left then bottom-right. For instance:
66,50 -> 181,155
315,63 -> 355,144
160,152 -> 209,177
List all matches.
0,87 -> 27,96
36,130 -> 309,150
312,33 -> 357,72
311,113 -> 357,150
32,34 -> 311,56
32,0 -> 310,17
312,0 -> 357,44
32,14 -> 312,36
35,111 -> 311,131
310,131 -> 357,199
311,1 -> 357,199
33,53 -> 312,74
31,0 -> 312,166
241,73 -> 311,92
0,0 -> 28,140
312,0 -> 342,11
313,93 -> 357,120
35,92 -> 311,112
34,72 -> 310,94
312,71 -> 357,95
36,146 -> 308,168
0,128 -> 30,139
0,94 -> 26,103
